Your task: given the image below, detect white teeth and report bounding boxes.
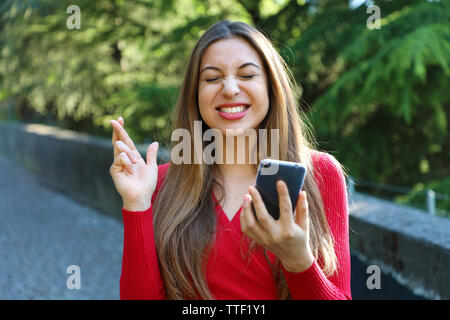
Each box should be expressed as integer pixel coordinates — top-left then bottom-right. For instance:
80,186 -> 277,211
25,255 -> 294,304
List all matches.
218,105 -> 247,113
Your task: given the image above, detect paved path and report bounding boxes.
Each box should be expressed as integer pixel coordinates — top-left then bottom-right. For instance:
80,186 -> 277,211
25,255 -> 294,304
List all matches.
0,154 -> 123,299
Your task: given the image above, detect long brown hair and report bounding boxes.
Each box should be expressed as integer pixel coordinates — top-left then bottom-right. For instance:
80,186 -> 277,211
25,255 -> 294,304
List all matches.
153,20 -> 339,300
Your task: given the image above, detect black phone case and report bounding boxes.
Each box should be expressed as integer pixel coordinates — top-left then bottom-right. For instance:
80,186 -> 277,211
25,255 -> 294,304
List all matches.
252,159 -> 307,220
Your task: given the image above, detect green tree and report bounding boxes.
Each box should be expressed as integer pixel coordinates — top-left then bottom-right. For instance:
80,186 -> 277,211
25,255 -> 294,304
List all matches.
1,0 -> 449,207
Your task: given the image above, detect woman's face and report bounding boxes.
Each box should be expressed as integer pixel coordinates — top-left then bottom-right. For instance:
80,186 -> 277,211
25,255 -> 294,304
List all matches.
198,37 -> 269,134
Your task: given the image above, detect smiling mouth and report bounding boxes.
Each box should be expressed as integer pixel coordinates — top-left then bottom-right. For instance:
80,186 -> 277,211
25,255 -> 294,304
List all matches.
216,105 -> 250,114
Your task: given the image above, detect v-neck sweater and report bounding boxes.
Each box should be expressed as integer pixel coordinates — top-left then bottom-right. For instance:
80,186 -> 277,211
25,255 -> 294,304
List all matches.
120,151 -> 352,300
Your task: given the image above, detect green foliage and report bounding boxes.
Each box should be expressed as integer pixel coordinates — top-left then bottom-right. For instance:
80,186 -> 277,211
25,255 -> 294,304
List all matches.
395,177 -> 450,217
0,0 -> 249,142
304,0 -> 450,186
0,0 -> 449,199
103,84 -> 178,144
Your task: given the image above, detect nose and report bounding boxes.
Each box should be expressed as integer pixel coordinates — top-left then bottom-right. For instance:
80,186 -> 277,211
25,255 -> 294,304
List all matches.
221,76 -> 240,98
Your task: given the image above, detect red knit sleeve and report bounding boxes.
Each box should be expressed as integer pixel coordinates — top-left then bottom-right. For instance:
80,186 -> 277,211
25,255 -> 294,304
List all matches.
281,152 -> 352,300
119,163 -> 170,300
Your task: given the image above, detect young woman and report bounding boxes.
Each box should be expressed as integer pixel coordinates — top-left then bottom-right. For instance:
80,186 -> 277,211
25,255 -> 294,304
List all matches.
109,20 -> 351,300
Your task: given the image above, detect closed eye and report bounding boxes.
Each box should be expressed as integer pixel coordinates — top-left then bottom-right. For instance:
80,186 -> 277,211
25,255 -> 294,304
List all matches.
205,75 -> 256,82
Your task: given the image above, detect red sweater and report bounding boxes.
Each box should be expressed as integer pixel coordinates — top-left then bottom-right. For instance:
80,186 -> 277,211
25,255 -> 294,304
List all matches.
120,151 -> 352,300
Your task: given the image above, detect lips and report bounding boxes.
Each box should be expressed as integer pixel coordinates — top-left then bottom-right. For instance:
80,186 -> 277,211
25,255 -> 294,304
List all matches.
216,103 -> 250,120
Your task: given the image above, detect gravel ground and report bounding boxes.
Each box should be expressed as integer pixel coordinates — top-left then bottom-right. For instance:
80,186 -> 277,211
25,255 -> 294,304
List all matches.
0,154 -> 123,299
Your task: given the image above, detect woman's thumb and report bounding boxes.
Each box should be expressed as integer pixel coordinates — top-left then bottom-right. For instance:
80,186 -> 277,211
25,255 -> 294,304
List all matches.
146,141 -> 159,165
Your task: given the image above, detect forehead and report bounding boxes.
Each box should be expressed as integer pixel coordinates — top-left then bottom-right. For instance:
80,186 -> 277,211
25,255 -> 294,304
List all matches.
200,37 -> 263,69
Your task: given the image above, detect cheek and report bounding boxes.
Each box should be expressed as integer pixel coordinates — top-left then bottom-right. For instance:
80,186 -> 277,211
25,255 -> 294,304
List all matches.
198,85 -> 217,109
246,82 -> 269,110
198,85 -> 218,123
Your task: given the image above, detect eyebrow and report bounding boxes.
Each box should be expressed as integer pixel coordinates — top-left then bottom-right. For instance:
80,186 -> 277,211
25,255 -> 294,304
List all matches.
200,62 -> 260,75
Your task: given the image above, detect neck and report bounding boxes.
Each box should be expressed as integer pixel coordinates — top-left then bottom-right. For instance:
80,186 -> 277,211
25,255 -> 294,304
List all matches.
215,133 -> 258,180
216,163 -> 256,180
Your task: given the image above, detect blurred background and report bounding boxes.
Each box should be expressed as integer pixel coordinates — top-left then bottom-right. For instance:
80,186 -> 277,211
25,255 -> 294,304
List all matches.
1,0 -> 448,214
0,0 -> 449,300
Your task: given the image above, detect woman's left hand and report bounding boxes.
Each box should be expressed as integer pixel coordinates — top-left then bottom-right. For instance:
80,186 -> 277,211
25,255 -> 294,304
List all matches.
240,180 -> 314,273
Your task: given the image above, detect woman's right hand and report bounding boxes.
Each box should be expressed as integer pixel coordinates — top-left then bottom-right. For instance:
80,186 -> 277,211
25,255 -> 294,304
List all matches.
109,117 -> 159,212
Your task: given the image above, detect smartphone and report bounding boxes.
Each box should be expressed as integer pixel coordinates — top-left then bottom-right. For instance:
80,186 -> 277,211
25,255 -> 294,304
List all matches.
252,159 -> 307,220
